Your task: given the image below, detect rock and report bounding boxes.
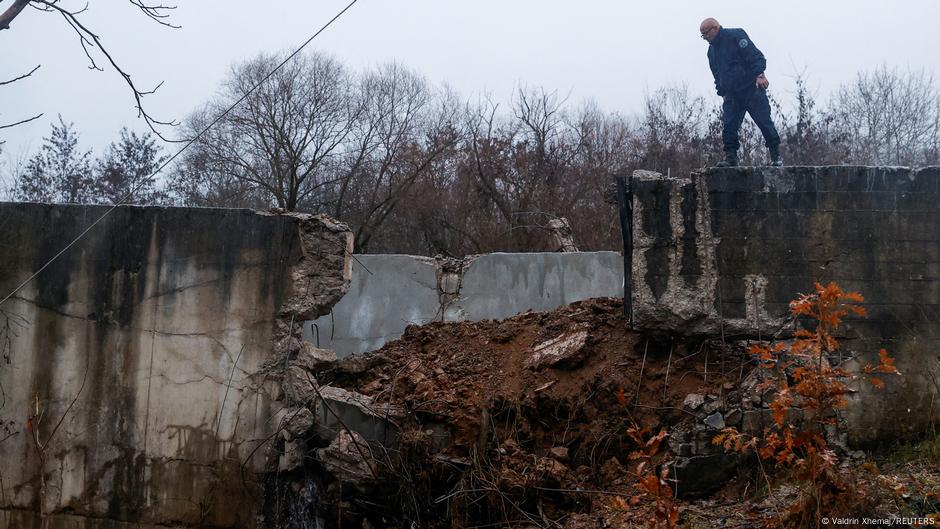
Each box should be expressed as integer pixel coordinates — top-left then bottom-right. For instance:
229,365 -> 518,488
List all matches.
282,366 -> 318,405
704,412 -> 725,429
694,435 -> 715,454
703,398 -> 723,414
549,446 -> 570,462
525,328 -> 589,369
683,393 -> 706,410
722,382 -> 735,390
742,409 -> 768,433
548,217 -> 579,252
283,407 -> 316,438
672,453 -> 740,497
293,341 -> 337,371
316,386 -> 402,445
279,439 -> 305,472
725,409 -> 743,427
316,430 -> 376,484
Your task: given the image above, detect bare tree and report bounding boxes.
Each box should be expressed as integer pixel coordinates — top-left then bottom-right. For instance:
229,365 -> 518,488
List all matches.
170,51 -> 358,211
331,64 -> 461,252
773,71 -> 849,165
634,85 -> 715,173
0,0 -> 178,138
830,65 -> 940,165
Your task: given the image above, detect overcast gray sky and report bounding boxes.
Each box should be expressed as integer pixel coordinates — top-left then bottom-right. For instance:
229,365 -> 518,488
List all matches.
2,0 -> 939,164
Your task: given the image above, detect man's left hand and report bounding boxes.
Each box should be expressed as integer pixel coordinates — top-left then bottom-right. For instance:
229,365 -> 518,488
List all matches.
756,74 -> 770,89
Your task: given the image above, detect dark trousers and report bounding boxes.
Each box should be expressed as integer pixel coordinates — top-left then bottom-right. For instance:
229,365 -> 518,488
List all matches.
721,86 -> 780,158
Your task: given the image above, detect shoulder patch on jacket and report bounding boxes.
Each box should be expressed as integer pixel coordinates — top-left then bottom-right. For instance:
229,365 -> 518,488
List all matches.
739,38 -> 749,48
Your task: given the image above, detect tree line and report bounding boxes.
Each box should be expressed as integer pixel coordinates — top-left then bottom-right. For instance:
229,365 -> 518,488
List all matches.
6,53 -> 940,255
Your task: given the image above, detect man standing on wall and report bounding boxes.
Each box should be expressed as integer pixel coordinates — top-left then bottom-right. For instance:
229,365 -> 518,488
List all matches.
700,18 -> 783,167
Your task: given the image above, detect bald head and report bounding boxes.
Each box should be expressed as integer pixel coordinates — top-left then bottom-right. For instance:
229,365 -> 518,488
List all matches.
700,18 -> 721,42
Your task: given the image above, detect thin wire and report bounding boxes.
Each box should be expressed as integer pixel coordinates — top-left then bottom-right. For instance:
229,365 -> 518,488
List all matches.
0,0 -> 360,309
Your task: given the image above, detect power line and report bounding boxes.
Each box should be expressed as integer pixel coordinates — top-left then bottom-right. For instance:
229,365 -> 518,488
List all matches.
0,0 -> 360,309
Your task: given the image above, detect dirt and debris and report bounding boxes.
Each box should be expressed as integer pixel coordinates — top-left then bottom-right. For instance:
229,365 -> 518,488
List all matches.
262,298 -> 759,528
261,297 -> 940,528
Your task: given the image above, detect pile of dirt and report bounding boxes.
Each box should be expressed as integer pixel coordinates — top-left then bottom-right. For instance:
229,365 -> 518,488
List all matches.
302,298 -> 749,528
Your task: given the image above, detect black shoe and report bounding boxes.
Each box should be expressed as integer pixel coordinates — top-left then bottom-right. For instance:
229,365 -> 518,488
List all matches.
716,157 -> 737,167
769,148 -> 784,167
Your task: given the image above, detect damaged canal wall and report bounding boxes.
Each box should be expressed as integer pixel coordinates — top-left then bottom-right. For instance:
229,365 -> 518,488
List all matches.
630,166 -> 940,444
0,203 -> 352,529
306,252 -> 624,356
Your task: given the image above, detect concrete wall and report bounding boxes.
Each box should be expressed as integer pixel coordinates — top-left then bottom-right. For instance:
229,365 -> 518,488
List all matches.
630,166 -> 940,444
0,203 -> 351,529
307,252 -> 624,356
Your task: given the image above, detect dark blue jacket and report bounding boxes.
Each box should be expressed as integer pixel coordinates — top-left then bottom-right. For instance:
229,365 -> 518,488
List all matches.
707,27 -> 767,97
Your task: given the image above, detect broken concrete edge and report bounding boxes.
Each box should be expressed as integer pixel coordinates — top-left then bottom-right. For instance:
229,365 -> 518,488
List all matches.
434,254 -> 479,320
630,169 -> 790,337
265,212 -> 353,367
261,213 -> 410,492
278,212 -> 354,322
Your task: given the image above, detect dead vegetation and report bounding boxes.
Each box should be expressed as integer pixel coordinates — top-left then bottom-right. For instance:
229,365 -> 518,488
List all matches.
260,294 -> 938,528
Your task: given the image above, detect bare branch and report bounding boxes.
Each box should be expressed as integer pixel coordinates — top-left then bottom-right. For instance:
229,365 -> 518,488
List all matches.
31,0 -> 179,140
0,64 -> 40,86
128,0 -> 180,28
0,0 -> 30,30
0,112 -> 43,130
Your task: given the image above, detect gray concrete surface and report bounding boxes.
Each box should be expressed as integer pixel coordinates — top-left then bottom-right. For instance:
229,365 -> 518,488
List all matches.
631,166 -> 940,445
307,252 -> 624,356
0,203 -> 351,529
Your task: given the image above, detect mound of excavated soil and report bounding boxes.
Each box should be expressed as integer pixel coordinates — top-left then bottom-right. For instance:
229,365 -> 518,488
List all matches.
312,298 -> 747,528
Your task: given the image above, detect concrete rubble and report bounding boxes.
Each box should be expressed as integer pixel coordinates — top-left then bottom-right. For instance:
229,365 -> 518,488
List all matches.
316,430 -> 377,485
525,326 -> 590,369
273,298 -> 809,526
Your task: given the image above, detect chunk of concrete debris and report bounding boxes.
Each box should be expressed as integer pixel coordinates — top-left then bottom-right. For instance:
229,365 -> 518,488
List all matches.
316,430 -> 376,484
672,453 -> 740,496
279,439 -> 305,472
282,366 -> 318,405
282,406 -> 316,438
683,393 -> 706,410
548,217 -> 579,253
292,341 -> 337,371
704,412 -> 725,429
702,398 -> 723,415
316,386 -> 402,445
525,328 -> 589,369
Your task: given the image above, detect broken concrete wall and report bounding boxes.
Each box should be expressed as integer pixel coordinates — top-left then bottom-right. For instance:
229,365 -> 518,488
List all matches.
630,166 -> 940,444
0,203 -> 351,529
306,252 -> 624,356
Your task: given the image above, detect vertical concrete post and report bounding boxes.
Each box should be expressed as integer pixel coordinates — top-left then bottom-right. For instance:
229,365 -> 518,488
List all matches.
615,175 -> 633,326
